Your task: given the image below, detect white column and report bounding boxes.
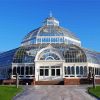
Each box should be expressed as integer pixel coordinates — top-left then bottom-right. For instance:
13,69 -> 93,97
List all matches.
74,65 -> 76,77
49,66 -> 51,77
35,62 -> 40,81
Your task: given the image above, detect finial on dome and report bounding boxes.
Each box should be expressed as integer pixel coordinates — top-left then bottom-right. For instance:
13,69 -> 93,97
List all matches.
49,11 -> 52,17
43,12 -> 59,26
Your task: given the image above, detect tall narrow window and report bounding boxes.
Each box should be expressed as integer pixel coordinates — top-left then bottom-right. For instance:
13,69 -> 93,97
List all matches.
45,69 -> 49,76
56,69 -> 60,76
64,67 -> 67,75
26,67 -> 29,75
67,66 -> 70,75
21,67 -> 24,75
30,67 -> 33,75
40,69 -> 44,76
80,66 -> 83,75
84,66 -> 87,76
17,67 -> 20,75
71,66 -> 75,75
51,69 -> 55,76
76,66 -> 79,74
13,67 -> 16,75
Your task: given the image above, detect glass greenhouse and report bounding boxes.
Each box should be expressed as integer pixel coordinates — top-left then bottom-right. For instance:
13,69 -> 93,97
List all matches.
0,15 -> 100,84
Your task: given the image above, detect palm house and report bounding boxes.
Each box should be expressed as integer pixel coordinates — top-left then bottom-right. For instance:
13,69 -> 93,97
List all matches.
0,14 -> 100,85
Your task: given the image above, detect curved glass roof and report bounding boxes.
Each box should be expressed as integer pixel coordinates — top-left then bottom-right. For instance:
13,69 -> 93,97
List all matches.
83,48 -> 100,64
13,44 -> 100,64
21,16 -> 80,45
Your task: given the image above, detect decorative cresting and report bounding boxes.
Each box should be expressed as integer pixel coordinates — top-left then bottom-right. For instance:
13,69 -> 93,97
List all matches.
64,44 -> 87,63
35,44 -> 64,61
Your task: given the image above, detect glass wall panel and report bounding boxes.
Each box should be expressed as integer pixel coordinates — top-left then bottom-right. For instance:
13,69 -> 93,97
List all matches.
67,66 -> 70,75
76,66 -> 79,74
45,69 -> 49,76
17,67 -> 20,75
71,66 -> 75,74
64,45 -> 87,63
30,67 -> 33,75
13,67 -> 16,75
51,69 -> 55,76
40,69 -> 44,76
64,67 -> 67,75
56,69 -> 60,76
84,66 -> 87,76
21,67 -> 24,75
80,66 -> 83,75
26,66 -> 29,75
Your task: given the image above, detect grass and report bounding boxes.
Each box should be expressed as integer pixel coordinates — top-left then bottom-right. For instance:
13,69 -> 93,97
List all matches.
0,85 -> 23,100
88,86 -> 100,99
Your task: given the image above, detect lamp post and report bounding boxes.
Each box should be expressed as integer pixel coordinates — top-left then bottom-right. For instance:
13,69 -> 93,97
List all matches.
92,67 -> 95,88
92,73 -> 95,88
16,73 -> 19,88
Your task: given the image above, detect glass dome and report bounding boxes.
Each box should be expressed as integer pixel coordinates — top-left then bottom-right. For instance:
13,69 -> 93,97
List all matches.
21,16 -> 81,46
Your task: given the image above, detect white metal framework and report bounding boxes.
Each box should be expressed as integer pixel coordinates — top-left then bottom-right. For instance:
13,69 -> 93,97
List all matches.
0,15 -> 99,81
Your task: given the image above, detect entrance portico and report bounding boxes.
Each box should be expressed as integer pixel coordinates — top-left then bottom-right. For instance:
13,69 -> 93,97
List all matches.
35,61 -> 64,81
34,45 -> 64,81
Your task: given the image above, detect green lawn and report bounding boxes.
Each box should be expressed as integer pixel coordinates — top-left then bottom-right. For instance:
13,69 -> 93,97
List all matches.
0,86 -> 23,100
88,86 -> 100,99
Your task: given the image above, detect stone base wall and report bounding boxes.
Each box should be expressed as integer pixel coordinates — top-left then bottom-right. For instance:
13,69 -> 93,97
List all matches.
0,78 -> 100,85
32,80 -> 64,85
95,79 -> 100,84
64,78 -> 100,85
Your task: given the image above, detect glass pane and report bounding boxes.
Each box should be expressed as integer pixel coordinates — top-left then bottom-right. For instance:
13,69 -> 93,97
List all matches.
80,66 -> 83,75
76,66 -> 79,74
21,67 -> 24,75
51,69 -> 55,76
71,66 -> 75,74
17,67 -> 20,75
64,67 -> 67,75
67,67 -> 70,75
40,69 -> 44,76
26,67 -> 29,75
84,66 -> 87,75
13,67 -> 16,75
30,67 -> 33,75
45,69 -> 49,76
56,69 -> 60,76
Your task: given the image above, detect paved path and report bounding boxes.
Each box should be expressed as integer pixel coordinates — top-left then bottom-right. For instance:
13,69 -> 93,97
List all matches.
14,85 -> 97,100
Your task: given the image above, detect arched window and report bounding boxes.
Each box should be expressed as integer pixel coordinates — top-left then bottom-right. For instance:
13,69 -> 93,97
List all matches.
84,66 -> 87,76
30,67 -> 33,75
80,66 -> 83,75
64,67 -> 67,75
21,67 -> 24,75
13,67 -> 16,75
76,66 -> 79,74
40,52 -> 60,60
26,66 -> 29,75
67,66 -> 70,75
71,66 -> 75,75
17,66 -> 20,75
45,56 -> 54,60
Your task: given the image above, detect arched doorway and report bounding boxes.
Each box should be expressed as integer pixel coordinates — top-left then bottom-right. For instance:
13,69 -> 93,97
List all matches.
35,45 -> 64,81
